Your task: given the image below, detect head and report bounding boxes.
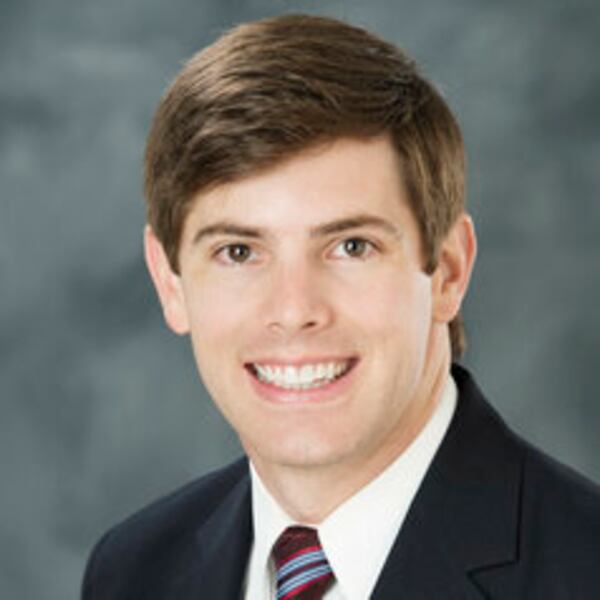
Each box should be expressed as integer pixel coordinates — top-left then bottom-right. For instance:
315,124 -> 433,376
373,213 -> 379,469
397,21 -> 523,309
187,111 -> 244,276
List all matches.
143,15 -> 476,507
144,13 -> 468,359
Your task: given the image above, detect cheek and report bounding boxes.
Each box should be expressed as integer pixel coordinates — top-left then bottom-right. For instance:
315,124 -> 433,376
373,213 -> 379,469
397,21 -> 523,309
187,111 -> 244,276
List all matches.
348,272 -> 432,336
182,292 -> 242,390
183,278 -> 258,344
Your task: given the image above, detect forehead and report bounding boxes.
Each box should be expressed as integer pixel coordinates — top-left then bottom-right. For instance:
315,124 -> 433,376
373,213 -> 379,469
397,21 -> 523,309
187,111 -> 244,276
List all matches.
181,136 -> 411,240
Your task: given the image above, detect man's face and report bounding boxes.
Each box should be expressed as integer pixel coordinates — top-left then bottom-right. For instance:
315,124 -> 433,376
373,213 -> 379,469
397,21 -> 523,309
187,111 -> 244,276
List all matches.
147,136 -> 470,483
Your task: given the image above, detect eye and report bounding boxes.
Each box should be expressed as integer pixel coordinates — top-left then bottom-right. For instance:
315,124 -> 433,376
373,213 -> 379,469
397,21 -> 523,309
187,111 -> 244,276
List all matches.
330,237 -> 377,259
214,243 -> 255,265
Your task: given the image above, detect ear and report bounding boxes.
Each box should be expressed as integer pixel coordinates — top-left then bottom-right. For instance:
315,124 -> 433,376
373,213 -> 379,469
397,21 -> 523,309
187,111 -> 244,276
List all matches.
431,213 -> 477,323
143,225 -> 190,335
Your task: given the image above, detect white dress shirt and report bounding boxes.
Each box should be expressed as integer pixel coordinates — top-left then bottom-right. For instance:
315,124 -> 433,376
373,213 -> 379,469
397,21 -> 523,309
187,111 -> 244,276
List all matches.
244,374 -> 457,600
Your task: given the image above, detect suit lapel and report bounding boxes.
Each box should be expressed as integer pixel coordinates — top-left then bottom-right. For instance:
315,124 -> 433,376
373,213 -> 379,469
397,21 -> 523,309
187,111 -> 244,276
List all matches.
372,365 -> 523,599
168,466 -> 253,600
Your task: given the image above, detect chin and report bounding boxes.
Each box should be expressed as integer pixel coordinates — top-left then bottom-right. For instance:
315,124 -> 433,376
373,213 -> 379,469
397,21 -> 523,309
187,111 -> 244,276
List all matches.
247,432 -> 353,471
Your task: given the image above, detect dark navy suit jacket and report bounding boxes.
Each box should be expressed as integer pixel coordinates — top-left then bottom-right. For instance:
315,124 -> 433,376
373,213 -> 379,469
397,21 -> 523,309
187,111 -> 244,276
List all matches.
82,365 -> 600,598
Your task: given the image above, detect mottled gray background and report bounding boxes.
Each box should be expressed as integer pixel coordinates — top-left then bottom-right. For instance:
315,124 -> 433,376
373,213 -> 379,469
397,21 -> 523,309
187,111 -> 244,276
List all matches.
2,0 -> 599,597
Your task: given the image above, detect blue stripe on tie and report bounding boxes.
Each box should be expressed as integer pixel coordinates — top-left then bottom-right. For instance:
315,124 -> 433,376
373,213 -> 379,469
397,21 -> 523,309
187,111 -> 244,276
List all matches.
277,549 -> 326,580
277,564 -> 332,598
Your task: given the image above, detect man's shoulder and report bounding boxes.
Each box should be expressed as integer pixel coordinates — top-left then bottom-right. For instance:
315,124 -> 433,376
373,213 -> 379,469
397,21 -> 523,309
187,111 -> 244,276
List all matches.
477,430 -> 600,594
454,363 -> 600,511
102,456 -> 248,546
519,434 -> 600,544
444,365 -> 600,595
82,457 -> 249,597
457,364 -> 600,526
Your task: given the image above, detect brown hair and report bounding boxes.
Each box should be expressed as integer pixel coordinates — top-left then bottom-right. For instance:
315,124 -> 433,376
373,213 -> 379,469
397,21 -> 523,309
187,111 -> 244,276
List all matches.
144,14 -> 467,358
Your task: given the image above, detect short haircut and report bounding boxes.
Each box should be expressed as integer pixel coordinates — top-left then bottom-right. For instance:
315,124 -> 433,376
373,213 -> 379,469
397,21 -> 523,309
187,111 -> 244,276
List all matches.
144,14 -> 468,358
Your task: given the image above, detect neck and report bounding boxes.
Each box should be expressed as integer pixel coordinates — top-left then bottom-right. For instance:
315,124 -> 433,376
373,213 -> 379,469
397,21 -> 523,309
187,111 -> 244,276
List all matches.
249,340 -> 451,524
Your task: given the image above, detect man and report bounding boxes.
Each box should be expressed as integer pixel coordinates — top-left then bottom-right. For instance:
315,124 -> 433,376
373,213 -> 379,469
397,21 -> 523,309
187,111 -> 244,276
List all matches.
82,14 -> 600,599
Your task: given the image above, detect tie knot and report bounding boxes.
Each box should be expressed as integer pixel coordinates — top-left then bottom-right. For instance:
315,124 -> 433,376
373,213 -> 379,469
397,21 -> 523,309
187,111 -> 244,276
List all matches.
271,526 -> 334,599
272,526 -> 321,569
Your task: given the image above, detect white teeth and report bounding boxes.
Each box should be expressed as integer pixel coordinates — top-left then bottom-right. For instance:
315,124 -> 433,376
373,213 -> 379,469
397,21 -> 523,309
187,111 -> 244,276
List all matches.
284,365 -> 296,384
299,365 -> 314,384
252,360 -> 352,390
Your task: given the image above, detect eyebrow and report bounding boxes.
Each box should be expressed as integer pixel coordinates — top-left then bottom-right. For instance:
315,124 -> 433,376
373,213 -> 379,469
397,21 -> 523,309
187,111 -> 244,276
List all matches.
191,213 -> 402,245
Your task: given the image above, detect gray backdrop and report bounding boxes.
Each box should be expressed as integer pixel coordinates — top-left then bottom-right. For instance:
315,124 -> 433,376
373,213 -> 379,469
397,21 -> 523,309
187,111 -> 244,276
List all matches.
2,0 -> 599,598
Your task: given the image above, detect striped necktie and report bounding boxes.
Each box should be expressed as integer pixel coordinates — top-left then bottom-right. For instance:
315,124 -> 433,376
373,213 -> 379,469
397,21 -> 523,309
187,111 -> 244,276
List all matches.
271,526 -> 335,600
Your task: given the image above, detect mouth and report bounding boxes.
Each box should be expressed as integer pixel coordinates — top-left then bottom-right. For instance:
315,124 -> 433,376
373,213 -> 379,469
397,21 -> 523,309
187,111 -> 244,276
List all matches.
245,357 -> 359,392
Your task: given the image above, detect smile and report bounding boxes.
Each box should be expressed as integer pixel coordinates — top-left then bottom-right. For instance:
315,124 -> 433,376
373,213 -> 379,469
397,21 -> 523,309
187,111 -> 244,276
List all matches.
247,359 -> 357,391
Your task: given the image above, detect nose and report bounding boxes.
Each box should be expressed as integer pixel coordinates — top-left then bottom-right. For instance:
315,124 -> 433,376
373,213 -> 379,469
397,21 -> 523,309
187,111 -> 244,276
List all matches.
263,259 -> 333,336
